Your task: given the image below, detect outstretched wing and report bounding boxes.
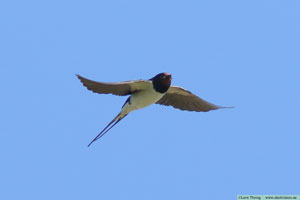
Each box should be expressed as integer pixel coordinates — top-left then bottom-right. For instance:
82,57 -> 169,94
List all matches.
156,86 -> 223,112
77,74 -> 151,96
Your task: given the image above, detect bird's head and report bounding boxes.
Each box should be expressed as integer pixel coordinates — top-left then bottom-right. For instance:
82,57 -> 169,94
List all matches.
150,73 -> 172,93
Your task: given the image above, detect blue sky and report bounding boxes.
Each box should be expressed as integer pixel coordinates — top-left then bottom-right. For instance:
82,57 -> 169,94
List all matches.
1,0 -> 299,199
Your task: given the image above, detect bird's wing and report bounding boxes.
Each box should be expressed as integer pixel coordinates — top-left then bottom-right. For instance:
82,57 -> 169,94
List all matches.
156,86 -> 223,112
77,74 -> 152,96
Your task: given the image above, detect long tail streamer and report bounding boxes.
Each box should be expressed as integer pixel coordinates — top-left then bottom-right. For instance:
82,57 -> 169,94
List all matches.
88,113 -> 127,147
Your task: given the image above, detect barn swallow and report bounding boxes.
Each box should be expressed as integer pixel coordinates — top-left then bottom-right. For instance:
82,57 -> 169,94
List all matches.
77,73 -> 226,146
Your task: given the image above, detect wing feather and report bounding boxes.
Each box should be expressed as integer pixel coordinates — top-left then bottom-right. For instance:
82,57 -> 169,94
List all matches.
156,86 -> 223,112
77,75 -> 151,96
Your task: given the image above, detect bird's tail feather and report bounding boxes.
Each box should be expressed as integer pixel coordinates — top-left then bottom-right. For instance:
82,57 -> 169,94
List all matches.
87,112 -> 128,147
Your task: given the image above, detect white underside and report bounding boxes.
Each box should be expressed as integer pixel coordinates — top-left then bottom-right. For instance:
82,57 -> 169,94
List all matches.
120,87 -> 165,117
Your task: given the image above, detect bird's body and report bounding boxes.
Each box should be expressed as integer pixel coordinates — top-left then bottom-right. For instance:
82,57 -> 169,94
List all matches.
121,86 -> 165,117
77,72 -> 226,146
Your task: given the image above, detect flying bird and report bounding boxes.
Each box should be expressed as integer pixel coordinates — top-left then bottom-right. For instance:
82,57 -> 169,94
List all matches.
77,73 -> 226,146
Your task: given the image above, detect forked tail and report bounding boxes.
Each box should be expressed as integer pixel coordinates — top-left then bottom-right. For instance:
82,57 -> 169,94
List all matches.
87,112 -> 128,147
